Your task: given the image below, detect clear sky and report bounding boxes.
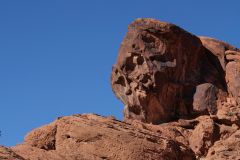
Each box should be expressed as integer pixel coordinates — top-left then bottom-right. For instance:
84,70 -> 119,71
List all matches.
0,0 -> 239,146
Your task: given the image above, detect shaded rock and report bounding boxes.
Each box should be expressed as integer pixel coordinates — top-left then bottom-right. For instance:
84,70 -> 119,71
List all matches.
111,18 -> 228,124
193,83 -> 217,115
199,37 -> 240,106
111,18 -> 203,124
199,36 -> 237,71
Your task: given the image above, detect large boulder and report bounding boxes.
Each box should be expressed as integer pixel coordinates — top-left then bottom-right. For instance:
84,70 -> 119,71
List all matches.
9,114 -> 195,160
111,18 -> 229,124
192,83 -> 217,115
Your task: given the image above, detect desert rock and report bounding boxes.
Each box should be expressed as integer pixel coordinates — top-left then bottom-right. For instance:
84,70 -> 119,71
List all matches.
2,18 -> 240,160
0,146 -> 25,160
9,114 -> 195,160
111,18 -> 230,124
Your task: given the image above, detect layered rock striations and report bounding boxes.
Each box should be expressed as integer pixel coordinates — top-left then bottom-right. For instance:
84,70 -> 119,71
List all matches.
2,18 -> 240,159
2,114 -> 195,160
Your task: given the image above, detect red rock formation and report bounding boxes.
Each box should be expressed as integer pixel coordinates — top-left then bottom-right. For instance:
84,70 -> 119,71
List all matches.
111,18 -> 234,124
2,114 -> 195,160
2,18 -> 240,159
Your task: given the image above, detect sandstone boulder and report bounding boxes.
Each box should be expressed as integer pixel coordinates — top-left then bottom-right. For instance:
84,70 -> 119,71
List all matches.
10,114 -> 195,160
111,18 -> 229,124
192,83 -> 217,115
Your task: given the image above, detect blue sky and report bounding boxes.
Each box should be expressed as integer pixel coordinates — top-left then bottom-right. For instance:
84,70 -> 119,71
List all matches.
0,0 -> 239,146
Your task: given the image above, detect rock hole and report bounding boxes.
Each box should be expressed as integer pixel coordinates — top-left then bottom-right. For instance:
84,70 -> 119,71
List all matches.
100,156 -> 109,159
125,89 -> 132,95
211,151 -> 215,155
140,74 -> 150,84
129,105 -> 141,115
150,55 -> 170,63
154,71 -> 167,86
125,56 -> 136,72
137,56 -> 144,65
115,76 -> 126,87
66,135 -> 71,139
142,34 -> 155,43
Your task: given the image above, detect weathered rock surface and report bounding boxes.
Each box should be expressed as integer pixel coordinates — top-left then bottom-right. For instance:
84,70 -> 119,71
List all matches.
111,18 -> 233,124
192,83 -> 217,115
0,146 -> 25,160
188,116 -> 216,156
205,130 -> 240,160
2,18 -> 240,159
110,18 -> 240,159
5,114 -> 195,160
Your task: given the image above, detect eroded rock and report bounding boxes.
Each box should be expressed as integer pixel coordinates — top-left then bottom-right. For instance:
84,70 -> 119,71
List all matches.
2,18 -> 240,160
11,114 -> 196,160
189,116 -> 216,157
225,51 -> 240,105
111,18 -> 229,124
205,130 -> 240,160
0,146 -> 25,160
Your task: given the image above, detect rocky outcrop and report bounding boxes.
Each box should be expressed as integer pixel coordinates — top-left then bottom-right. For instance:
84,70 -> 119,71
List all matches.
2,18 -> 240,159
3,114 -> 195,160
110,18 -> 240,159
111,19 -> 233,124
111,18 -> 239,125
205,130 -> 240,160
0,146 -> 25,160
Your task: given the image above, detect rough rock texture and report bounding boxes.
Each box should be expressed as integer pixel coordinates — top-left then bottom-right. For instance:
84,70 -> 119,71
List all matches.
188,116 -> 216,156
2,18 -> 240,159
5,114 -> 195,160
111,18 -> 233,124
205,130 -> 240,160
0,146 -> 25,160
110,18 -> 240,159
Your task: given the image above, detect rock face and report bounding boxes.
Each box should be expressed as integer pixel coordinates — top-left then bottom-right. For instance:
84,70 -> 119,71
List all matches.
0,146 -> 25,160
111,18 -> 239,124
111,19 -> 222,124
3,114 -> 195,160
2,18 -> 240,159
205,130 -> 240,160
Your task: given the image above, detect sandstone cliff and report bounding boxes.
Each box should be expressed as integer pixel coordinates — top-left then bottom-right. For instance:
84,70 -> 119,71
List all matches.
1,18 -> 240,160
